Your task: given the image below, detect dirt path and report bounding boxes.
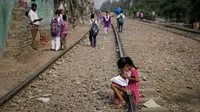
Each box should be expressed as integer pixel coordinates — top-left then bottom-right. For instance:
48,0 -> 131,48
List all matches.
120,19 -> 200,112
0,27 -> 125,112
0,25 -> 88,98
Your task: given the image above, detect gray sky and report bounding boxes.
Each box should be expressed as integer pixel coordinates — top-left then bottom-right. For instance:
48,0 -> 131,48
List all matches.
93,0 -> 119,9
93,0 -> 107,9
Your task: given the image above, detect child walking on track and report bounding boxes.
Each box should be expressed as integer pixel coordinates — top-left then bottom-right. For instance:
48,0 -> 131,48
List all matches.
50,10 -> 63,51
117,10 -> 125,33
103,11 -> 111,35
111,57 -> 140,108
97,12 -> 102,25
89,13 -> 99,47
61,15 -> 68,50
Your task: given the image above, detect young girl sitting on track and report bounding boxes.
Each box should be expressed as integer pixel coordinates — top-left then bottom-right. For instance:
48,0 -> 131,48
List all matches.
111,57 -> 140,108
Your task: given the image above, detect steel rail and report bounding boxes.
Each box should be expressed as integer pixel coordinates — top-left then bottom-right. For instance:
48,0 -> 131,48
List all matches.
138,20 -> 200,42
142,19 -> 200,34
111,24 -> 136,112
111,24 -> 124,58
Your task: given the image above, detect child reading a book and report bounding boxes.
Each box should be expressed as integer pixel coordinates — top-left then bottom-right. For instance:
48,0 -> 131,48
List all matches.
111,57 -> 139,108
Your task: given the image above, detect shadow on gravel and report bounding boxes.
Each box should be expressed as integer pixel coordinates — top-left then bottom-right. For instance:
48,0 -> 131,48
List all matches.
79,43 -> 92,47
98,33 -> 107,36
95,89 -> 131,112
171,87 -> 200,104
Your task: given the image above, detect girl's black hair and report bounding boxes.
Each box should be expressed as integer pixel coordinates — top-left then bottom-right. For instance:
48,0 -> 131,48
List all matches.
117,57 -> 138,69
55,10 -> 60,15
63,15 -> 67,20
31,3 -> 37,7
25,11 -> 29,17
90,13 -> 94,19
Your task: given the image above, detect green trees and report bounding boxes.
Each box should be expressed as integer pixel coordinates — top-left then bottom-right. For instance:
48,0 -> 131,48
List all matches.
190,0 -> 200,22
100,0 -> 120,12
100,0 -> 200,23
155,0 -> 200,23
100,0 -> 111,11
54,0 -> 93,26
158,0 -> 192,22
128,0 -> 159,18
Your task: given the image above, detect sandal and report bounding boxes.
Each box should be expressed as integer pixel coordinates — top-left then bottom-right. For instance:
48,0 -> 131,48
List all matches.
114,98 -> 120,104
114,101 -> 126,109
115,101 -> 120,105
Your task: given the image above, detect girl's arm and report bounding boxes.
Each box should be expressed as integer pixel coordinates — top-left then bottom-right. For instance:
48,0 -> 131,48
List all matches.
122,73 -> 139,82
66,22 -> 68,31
128,75 -> 139,82
95,20 -> 99,26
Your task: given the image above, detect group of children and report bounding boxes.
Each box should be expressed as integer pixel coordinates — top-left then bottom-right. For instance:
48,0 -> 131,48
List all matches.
27,4 -> 68,51
28,4 -> 138,108
89,10 -> 125,48
50,10 -> 68,51
96,11 -> 111,35
50,10 -> 112,49
88,11 -> 112,47
89,11 -> 139,109
50,10 -> 126,50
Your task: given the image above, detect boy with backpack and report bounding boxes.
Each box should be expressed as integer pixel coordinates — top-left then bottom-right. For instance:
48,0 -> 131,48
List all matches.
89,13 -> 99,47
117,10 -> 125,33
50,10 -> 63,51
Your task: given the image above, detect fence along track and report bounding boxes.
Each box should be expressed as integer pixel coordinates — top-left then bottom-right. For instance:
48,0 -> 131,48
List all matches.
0,31 -> 89,106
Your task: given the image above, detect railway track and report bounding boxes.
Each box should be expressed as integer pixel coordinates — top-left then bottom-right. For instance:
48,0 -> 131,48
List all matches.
0,24 -> 126,111
111,24 -> 169,112
0,31 -> 89,106
139,20 -> 200,42
0,25 -> 129,112
111,24 -> 137,112
1,20 -> 183,112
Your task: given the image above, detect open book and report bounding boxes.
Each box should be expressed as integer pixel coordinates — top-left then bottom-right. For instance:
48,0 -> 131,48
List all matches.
110,75 -> 128,86
110,71 -> 131,86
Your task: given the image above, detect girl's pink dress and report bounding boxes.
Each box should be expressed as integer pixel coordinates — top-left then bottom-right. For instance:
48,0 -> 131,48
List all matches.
61,21 -> 68,37
126,68 -> 140,103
